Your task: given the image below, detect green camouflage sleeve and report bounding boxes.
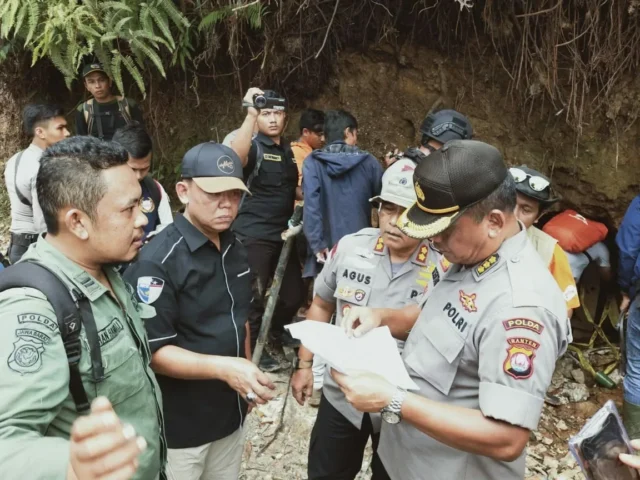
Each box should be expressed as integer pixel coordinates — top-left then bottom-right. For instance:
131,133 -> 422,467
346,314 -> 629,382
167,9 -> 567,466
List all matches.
0,287 -> 72,478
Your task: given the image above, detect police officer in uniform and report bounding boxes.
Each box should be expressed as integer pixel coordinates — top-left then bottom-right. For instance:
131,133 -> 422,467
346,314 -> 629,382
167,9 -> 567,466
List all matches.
291,159 -> 446,480
336,140 -> 571,480
0,137 -> 165,479
385,109 -> 473,167
230,87 -> 304,370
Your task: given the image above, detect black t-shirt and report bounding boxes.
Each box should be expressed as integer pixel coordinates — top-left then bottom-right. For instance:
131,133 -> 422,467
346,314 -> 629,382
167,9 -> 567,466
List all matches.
75,97 -> 144,140
123,214 -> 251,448
232,133 -> 298,242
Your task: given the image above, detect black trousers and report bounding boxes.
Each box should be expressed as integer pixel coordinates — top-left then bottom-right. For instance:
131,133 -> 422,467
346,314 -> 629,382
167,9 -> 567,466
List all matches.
239,235 -> 304,351
308,394 -> 391,480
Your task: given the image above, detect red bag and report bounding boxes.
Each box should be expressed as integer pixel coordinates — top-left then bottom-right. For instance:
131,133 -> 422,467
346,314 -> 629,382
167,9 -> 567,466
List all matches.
542,210 -> 608,253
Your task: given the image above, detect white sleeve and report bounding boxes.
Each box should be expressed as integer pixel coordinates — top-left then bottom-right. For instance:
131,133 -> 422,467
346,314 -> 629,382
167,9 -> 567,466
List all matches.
590,242 -> 610,267
156,183 -> 173,227
30,175 -> 47,234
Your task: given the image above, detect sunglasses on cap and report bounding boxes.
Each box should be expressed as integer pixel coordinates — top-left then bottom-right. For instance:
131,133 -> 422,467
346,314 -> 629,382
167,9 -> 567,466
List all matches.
509,167 -> 550,192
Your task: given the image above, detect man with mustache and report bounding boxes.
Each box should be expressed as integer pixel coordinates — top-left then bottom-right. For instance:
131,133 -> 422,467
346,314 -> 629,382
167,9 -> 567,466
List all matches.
292,159 -> 445,480
335,140 -> 571,480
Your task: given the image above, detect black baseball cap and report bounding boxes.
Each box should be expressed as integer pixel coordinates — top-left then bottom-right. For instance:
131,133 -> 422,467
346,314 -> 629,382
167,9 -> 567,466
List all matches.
511,165 -> 559,206
181,142 -> 250,194
82,63 -> 107,78
398,140 -> 508,239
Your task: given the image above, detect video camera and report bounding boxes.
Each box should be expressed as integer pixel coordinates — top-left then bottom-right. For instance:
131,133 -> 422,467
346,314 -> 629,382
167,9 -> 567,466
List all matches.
242,93 -> 287,111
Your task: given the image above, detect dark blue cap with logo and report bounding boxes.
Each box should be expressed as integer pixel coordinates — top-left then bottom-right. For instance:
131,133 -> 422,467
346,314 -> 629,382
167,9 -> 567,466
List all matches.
181,142 -> 250,194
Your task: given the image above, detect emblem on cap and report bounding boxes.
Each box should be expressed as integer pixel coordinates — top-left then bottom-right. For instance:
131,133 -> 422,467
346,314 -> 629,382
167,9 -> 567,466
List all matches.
415,182 -> 425,201
217,155 -> 235,175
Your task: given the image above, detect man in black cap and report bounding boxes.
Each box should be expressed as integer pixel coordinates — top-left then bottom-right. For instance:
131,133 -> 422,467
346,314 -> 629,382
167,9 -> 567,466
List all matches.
509,165 -> 580,316
333,140 -> 570,480
76,63 -> 144,140
124,142 -> 275,480
385,109 -> 473,167
230,87 -> 305,371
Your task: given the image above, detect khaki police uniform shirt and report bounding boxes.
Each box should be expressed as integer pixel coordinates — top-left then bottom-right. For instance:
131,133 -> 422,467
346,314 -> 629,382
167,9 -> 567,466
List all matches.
0,238 -> 166,479
378,228 -> 571,480
315,227 -> 447,432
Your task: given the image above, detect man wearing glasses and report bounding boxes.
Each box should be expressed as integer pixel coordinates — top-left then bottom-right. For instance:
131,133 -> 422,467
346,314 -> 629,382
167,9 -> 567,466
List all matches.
509,165 -> 580,317
231,88 -> 305,372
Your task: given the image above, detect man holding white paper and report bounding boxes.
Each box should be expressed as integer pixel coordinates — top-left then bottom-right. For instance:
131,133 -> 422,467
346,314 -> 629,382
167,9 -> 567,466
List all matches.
291,159 -> 445,480
335,140 -> 571,480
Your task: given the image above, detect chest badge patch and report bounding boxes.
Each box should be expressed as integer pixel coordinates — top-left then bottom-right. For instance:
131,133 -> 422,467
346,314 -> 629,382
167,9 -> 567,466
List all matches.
354,289 -> 366,302
459,290 -> 477,313
503,338 -> 539,380
263,153 -> 282,162
475,254 -> 499,276
139,196 -> 156,213
137,276 -> 165,305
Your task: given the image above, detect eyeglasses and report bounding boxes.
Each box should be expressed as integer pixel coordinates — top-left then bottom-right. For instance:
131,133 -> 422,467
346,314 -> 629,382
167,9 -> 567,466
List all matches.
509,168 -> 550,192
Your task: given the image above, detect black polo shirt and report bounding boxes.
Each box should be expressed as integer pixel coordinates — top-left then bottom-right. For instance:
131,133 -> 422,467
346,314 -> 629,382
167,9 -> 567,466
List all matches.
123,214 -> 251,448
233,132 -> 298,242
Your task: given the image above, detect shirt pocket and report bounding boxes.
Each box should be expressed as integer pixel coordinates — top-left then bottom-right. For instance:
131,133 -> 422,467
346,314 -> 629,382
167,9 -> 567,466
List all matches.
258,158 -> 282,186
96,343 -> 146,406
404,317 -> 465,396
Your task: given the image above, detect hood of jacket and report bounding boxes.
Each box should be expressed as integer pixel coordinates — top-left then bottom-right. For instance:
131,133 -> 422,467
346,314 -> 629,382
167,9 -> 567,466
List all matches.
312,141 -> 372,177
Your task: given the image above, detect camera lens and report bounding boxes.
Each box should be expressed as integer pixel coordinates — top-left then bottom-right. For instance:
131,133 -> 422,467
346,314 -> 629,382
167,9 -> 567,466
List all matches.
253,94 -> 267,109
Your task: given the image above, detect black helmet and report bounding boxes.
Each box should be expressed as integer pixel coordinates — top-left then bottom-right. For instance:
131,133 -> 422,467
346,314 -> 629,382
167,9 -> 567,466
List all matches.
420,109 -> 473,145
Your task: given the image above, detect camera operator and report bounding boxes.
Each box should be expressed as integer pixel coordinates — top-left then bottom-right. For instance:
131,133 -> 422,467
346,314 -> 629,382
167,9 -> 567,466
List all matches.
385,109 -> 473,168
230,88 -> 304,372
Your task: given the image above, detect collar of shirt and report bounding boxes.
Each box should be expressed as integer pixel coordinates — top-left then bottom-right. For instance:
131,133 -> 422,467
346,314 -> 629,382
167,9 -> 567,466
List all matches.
27,143 -> 44,154
255,132 -> 284,148
443,224 -> 529,283
173,213 -> 234,253
25,236 -> 124,302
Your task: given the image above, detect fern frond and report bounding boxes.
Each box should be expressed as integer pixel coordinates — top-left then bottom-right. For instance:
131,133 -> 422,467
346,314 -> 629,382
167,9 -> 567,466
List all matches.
139,5 -> 155,34
24,0 -> 40,45
114,16 -> 132,34
100,2 -> 134,13
101,33 -> 119,44
131,37 -> 166,77
199,7 -> 232,31
13,2 -> 28,37
111,51 -> 124,97
121,54 -> 146,96
148,5 -> 174,49
156,0 -> 189,28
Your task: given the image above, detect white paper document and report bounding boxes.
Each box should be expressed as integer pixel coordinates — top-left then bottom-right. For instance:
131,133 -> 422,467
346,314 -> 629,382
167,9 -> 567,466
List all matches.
285,320 -> 418,390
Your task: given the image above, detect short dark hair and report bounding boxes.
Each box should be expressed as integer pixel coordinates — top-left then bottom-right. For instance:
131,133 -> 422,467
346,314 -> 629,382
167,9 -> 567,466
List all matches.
23,104 -> 65,137
37,136 -> 129,235
112,123 -> 153,159
324,110 -> 358,143
466,175 -> 517,222
299,109 -> 325,134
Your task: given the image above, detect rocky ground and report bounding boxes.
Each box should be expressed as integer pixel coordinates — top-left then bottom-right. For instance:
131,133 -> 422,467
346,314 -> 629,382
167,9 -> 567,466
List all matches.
240,347 -> 624,480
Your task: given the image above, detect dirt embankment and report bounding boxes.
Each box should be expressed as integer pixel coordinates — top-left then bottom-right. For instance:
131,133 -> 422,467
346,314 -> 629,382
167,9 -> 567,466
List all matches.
1,44 -> 638,225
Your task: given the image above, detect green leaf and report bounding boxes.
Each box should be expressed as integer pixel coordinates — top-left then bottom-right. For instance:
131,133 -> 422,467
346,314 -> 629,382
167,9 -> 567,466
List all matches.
114,16 -> 132,33
148,5 -> 175,49
156,0 -> 189,28
111,52 -> 124,96
121,54 -> 146,96
131,37 -> 165,77
24,1 -> 40,45
199,7 -> 232,31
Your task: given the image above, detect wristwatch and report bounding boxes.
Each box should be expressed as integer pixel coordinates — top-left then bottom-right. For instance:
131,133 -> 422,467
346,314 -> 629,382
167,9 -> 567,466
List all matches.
381,387 -> 407,424
293,357 -> 313,370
